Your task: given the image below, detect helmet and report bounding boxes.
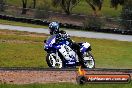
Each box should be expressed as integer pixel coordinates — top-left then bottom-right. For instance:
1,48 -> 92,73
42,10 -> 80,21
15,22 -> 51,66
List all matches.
49,22 -> 59,35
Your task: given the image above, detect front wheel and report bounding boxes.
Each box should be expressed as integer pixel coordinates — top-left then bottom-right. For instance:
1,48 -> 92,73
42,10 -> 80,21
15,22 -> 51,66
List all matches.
81,52 -> 95,68
46,53 -> 64,68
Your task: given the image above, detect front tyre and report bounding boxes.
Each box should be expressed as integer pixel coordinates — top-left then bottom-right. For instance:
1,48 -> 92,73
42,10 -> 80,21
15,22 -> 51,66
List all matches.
82,52 -> 95,68
46,53 -> 63,68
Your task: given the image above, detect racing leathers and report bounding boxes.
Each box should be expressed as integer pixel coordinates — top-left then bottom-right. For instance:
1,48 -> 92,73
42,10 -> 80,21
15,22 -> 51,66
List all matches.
55,30 -> 83,62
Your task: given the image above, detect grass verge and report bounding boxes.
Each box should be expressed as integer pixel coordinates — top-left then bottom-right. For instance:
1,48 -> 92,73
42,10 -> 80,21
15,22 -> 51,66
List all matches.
0,82 -> 132,88
0,29 -> 132,68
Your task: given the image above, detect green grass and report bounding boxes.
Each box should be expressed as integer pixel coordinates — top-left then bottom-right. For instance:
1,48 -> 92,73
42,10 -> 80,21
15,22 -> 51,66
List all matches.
72,0 -> 122,17
0,30 -> 132,68
6,0 -> 122,17
0,82 -> 132,88
0,30 -> 47,67
0,19 -> 47,28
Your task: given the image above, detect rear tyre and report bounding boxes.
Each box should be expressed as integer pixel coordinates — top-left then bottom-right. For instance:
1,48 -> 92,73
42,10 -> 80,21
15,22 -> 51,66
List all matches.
81,51 -> 95,68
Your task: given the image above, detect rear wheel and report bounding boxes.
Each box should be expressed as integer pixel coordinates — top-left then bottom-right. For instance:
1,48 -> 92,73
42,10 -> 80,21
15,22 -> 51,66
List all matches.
81,52 -> 95,68
46,53 -> 64,68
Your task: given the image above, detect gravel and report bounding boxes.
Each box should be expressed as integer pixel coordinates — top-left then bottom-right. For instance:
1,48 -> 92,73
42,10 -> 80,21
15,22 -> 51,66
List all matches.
0,70 -> 131,84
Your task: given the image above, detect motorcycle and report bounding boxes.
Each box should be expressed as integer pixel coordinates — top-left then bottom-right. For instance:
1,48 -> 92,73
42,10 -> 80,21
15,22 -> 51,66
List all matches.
44,34 -> 95,68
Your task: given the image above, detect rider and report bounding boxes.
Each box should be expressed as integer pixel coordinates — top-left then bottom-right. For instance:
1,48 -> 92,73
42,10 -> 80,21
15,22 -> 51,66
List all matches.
48,22 -> 83,63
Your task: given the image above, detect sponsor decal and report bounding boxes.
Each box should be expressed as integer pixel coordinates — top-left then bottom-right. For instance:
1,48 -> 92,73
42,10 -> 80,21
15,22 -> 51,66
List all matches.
85,74 -> 130,83
77,66 -> 131,84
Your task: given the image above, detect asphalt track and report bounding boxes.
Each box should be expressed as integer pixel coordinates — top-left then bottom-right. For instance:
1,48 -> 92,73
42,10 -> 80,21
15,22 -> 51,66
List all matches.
0,67 -> 132,73
0,24 -> 132,42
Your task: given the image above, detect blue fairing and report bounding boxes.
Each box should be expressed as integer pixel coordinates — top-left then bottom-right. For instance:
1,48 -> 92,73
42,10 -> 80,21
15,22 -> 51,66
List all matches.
46,35 -> 56,47
45,35 -> 70,52
81,46 -> 88,53
79,43 -> 90,53
44,35 -> 56,52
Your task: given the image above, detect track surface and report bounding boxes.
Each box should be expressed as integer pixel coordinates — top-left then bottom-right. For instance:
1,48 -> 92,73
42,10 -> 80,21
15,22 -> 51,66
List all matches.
0,67 -> 132,73
0,67 -> 132,74
0,24 -> 132,42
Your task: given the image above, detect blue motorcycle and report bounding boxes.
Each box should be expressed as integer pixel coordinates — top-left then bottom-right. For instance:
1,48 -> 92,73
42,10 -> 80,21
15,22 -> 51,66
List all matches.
44,34 -> 95,68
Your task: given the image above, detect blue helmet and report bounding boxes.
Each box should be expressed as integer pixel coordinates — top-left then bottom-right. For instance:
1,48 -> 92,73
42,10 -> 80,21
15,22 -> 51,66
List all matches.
49,22 -> 59,35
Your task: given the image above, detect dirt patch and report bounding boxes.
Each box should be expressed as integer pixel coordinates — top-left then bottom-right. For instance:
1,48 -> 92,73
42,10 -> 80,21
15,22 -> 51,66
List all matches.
0,29 -> 48,38
0,71 -> 76,84
0,39 -> 42,44
0,70 -> 131,84
0,30 -> 48,44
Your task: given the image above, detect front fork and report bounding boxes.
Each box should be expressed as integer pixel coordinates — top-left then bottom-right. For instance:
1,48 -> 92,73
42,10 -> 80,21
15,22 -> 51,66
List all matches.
55,50 -> 59,62
49,51 -> 59,63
